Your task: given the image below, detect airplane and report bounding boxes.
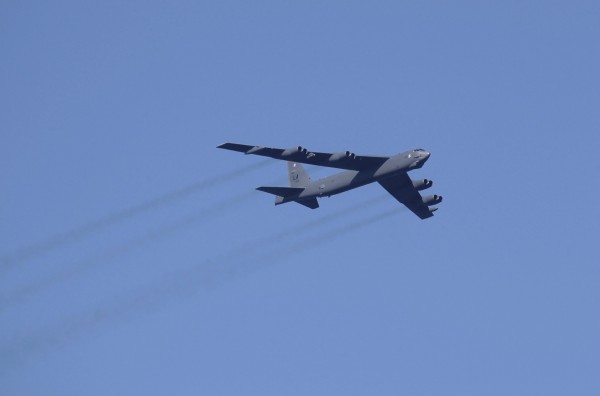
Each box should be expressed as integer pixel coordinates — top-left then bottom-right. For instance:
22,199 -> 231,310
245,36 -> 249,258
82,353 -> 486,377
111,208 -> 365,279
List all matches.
217,143 -> 442,219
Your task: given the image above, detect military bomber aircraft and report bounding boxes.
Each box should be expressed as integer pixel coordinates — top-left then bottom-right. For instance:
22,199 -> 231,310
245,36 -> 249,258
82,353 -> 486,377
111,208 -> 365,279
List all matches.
218,142 -> 442,219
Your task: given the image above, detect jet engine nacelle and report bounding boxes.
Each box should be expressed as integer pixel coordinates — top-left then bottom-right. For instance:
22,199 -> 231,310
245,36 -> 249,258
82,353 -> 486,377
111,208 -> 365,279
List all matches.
412,179 -> 433,191
422,194 -> 443,206
329,151 -> 356,161
282,146 -> 308,157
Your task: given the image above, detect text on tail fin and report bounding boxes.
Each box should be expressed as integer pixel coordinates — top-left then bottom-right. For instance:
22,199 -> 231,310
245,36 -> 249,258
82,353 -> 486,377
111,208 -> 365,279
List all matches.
288,162 -> 311,187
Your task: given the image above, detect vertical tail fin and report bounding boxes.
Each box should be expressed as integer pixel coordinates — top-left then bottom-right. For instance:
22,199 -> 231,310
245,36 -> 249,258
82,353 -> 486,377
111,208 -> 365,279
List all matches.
288,161 -> 311,188
257,162 -> 318,209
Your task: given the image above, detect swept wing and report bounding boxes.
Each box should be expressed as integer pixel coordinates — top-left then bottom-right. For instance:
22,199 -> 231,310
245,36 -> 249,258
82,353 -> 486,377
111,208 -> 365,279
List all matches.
217,142 -> 388,171
378,173 -> 441,219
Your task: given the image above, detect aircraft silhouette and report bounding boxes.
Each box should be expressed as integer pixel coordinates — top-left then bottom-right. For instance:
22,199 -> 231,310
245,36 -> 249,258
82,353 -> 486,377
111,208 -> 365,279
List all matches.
218,143 -> 442,219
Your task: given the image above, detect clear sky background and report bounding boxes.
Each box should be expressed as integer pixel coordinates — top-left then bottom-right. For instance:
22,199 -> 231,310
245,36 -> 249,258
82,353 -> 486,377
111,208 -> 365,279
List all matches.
2,1 -> 599,395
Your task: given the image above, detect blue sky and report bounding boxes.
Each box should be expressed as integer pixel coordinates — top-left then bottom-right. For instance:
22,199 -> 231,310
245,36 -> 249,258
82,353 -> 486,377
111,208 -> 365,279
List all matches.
2,1 -> 599,394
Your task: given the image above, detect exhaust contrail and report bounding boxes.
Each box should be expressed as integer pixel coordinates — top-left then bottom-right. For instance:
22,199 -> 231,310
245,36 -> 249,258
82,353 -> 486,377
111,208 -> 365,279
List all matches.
0,189 -> 256,309
217,206 -> 401,280
1,194 -> 388,308
0,160 -> 271,270
0,205 -> 399,370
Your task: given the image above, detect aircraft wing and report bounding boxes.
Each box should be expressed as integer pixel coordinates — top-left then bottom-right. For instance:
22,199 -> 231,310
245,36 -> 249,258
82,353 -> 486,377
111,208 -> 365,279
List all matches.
217,142 -> 389,171
378,173 -> 437,219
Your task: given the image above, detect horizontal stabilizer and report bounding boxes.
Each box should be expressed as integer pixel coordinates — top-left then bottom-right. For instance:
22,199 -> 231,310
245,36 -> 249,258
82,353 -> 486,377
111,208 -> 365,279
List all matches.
296,198 -> 319,209
256,186 -> 304,198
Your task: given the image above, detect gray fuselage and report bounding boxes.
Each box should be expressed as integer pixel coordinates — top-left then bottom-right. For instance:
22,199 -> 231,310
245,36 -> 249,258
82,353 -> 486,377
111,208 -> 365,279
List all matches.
291,150 -> 428,202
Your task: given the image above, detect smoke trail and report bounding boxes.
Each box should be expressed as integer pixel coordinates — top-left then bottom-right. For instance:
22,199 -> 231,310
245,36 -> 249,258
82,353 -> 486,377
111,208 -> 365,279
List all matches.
216,207 -> 401,280
254,194 -> 391,245
1,194 -> 388,308
0,206 -> 398,371
270,207 -> 399,257
0,160 -> 271,270
0,189 -> 256,309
